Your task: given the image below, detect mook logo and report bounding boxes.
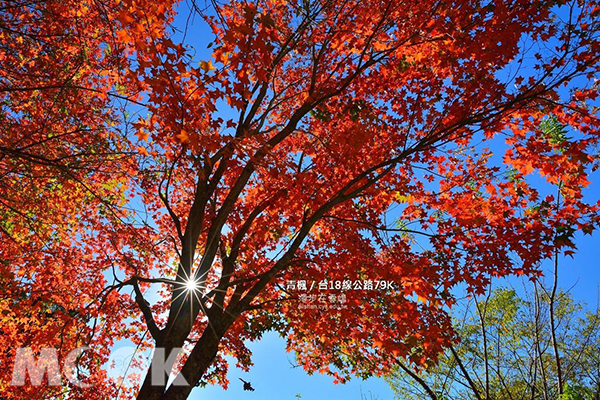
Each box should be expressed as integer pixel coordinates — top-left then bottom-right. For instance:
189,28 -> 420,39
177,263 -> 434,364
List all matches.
9,346 -> 189,387
10,347 -> 92,388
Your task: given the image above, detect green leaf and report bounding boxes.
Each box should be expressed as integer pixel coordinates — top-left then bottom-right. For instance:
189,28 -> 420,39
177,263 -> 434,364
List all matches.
540,114 -> 570,148
559,384 -> 584,400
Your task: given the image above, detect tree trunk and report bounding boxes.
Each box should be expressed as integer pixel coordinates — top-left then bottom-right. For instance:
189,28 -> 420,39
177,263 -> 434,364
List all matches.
135,308 -> 237,400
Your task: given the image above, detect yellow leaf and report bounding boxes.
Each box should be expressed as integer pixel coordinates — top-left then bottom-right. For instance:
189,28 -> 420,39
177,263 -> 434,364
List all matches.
199,60 -> 215,72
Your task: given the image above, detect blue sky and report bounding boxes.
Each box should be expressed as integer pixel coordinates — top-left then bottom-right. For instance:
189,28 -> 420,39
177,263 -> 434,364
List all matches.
191,331 -> 394,400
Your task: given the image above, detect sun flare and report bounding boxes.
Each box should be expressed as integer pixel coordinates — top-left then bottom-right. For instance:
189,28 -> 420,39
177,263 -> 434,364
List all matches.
185,278 -> 199,292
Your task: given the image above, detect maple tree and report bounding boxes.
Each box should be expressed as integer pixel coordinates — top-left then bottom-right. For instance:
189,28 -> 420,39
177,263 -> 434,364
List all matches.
1,0 -> 600,399
0,1 -> 176,398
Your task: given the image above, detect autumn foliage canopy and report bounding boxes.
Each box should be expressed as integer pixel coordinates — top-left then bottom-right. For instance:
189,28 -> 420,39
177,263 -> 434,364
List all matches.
1,0 -> 599,399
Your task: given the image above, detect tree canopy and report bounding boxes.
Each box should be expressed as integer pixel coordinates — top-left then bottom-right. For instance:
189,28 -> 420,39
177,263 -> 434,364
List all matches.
1,0 -> 599,399
387,283 -> 600,400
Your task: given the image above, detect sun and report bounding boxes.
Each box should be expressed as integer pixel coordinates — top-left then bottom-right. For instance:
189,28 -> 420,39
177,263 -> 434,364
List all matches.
185,278 -> 199,292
